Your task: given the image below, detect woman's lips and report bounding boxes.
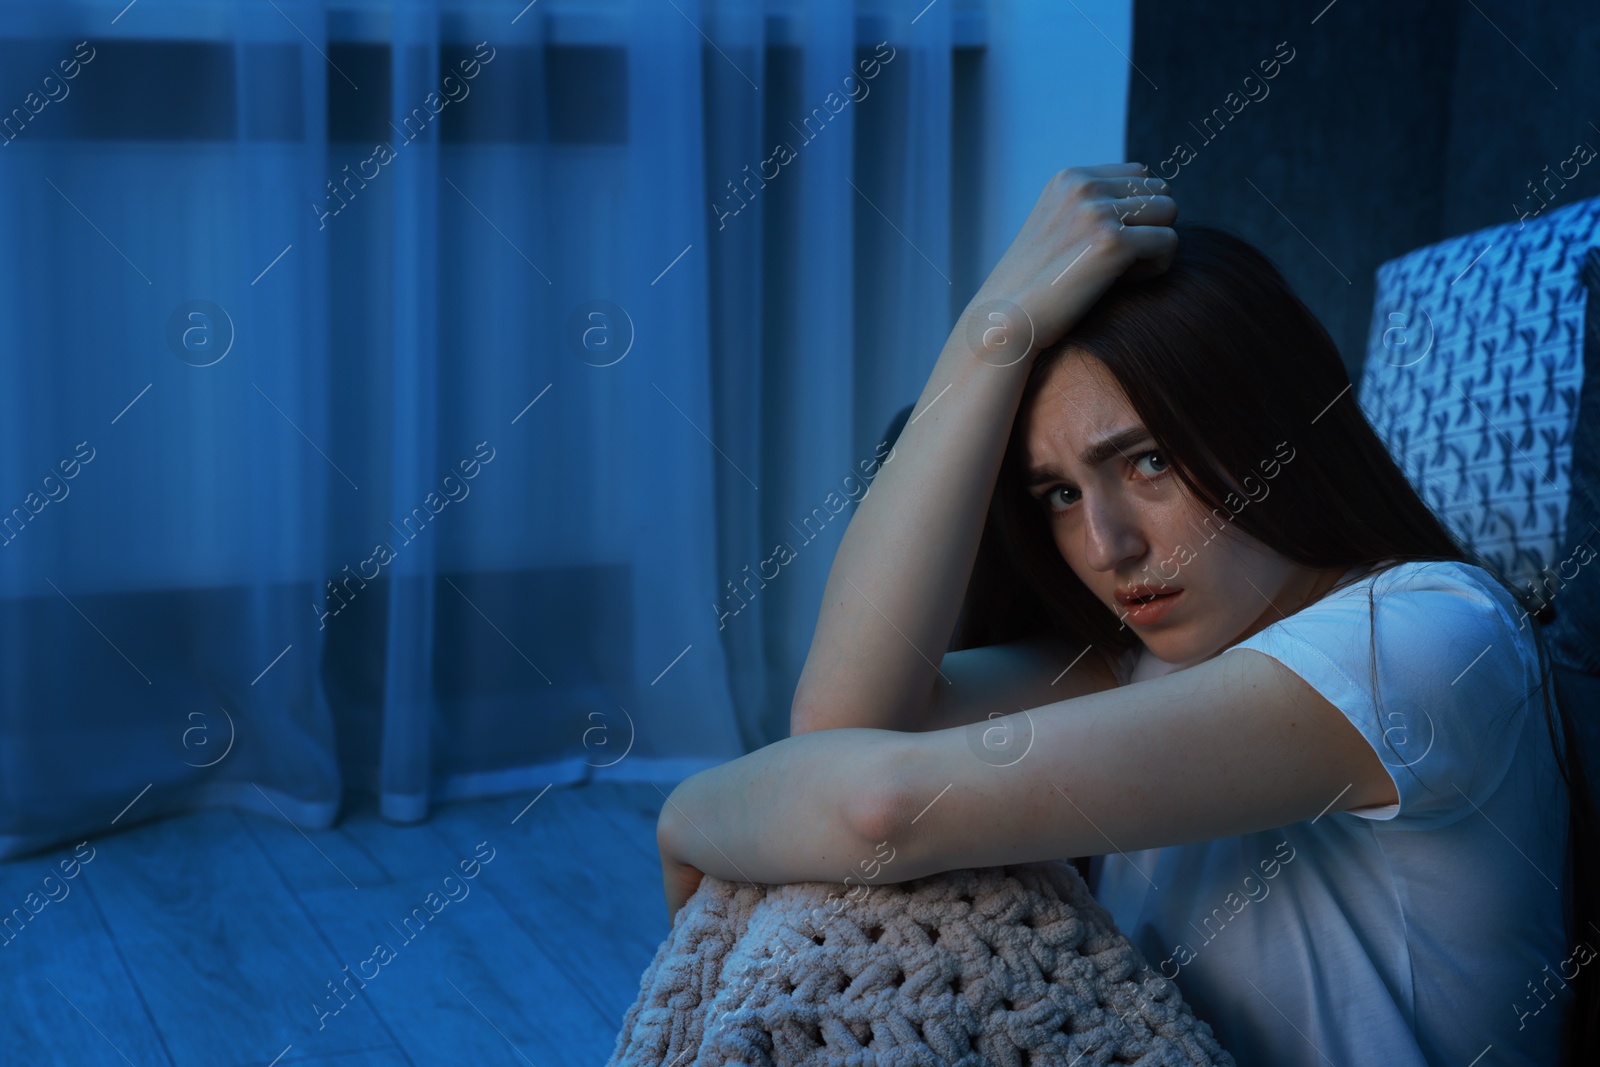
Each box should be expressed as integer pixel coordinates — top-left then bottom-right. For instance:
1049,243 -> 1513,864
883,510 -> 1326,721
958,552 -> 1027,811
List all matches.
1120,588 -> 1184,626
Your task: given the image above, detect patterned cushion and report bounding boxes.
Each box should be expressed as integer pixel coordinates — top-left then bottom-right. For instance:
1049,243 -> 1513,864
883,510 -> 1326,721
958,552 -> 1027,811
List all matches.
1356,197 -> 1600,626
1546,248 -> 1600,674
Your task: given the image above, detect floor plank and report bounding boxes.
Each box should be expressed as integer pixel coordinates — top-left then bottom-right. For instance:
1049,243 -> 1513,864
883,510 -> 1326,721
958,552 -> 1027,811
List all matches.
0,845 -> 175,1066
390,784 -> 676,1034
438,784 -> 672,1037
244,795 -> 393,895
233,1049 -> 410,1067
584,780 -> 676,866
436,785 -> 670,950
0,783 -> 683,1066
85,807 -> 401,1066
294,812 -> 618,1065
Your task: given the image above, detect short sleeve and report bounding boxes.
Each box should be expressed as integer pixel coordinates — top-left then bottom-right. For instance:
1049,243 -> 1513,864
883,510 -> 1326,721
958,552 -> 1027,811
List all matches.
1221,561 -> 1539,831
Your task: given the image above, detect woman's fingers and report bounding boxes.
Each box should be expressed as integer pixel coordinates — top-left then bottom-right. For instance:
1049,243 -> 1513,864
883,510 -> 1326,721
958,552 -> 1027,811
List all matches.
1073,161 -> 1154,180
1101,173 -> 1170,201
1107,192 -> 1178,228
1075,164 -> 1169,203
1118,225 -> 1179,282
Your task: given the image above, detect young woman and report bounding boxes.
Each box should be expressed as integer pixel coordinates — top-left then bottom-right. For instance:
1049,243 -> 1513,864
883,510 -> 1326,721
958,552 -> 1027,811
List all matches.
656,163 -> 1599,1065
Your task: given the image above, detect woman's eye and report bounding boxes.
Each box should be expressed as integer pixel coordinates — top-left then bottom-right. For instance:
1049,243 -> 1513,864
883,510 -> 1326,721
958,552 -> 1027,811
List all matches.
1134,451 -> 1168,477
1042,486 -> 1079,512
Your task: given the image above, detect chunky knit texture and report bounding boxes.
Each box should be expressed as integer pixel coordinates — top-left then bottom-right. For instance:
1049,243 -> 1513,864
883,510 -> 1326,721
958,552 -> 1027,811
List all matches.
608,859 -> 1235,1066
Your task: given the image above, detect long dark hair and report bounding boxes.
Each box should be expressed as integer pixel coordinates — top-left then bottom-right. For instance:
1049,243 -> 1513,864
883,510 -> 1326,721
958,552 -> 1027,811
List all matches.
954,222 -> 1599,1062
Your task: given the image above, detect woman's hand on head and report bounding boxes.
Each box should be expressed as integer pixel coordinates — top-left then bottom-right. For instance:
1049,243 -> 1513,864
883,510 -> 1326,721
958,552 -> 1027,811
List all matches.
963,162 -> 1177,359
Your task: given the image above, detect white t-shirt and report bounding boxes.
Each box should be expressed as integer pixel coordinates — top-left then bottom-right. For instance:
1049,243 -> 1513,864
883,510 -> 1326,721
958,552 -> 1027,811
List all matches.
1091,559 -> 1573,1066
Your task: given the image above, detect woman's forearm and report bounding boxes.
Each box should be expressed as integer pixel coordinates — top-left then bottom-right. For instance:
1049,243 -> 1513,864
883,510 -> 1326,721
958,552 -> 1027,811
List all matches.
657,727 -> 901,890
789,317 -> 1038,734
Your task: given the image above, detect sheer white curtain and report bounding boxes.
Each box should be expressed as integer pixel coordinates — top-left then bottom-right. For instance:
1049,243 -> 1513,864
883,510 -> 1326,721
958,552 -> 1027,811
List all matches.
0,0 -> 1130,858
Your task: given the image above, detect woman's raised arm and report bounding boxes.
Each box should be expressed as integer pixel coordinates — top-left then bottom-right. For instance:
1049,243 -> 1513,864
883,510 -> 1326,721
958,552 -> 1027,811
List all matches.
790,163 -> 1177,735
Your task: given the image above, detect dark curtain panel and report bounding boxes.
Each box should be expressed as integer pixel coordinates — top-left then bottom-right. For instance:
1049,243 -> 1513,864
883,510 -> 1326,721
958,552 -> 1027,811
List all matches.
1126,0 -> 1600,382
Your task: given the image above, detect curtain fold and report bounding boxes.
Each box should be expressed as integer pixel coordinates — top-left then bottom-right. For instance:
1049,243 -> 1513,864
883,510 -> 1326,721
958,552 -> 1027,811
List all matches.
0,0 -> 962,859
379,1 -> 443,823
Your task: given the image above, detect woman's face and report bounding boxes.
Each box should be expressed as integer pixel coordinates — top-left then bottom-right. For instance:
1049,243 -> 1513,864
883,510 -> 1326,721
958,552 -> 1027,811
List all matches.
1021,348 -> 1333,667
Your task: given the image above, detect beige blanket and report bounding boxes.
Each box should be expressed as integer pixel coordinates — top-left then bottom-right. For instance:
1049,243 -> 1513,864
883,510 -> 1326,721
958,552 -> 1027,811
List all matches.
607,858 -> 1235,1066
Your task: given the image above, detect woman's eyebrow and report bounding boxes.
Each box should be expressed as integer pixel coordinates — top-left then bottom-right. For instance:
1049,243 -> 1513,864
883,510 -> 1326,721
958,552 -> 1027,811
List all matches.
1025,426 -> 1154,486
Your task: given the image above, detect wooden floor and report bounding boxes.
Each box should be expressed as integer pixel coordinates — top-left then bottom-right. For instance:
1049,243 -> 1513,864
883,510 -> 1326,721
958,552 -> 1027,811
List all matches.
0,781 -> 672,1066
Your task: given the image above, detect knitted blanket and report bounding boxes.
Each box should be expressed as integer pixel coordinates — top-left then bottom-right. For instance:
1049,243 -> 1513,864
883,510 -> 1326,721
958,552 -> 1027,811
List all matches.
607,858 -> 1235,1066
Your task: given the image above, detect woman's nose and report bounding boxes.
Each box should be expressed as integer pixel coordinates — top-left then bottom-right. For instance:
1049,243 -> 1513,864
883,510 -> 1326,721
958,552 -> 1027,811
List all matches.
1081,496 -> 1147,572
